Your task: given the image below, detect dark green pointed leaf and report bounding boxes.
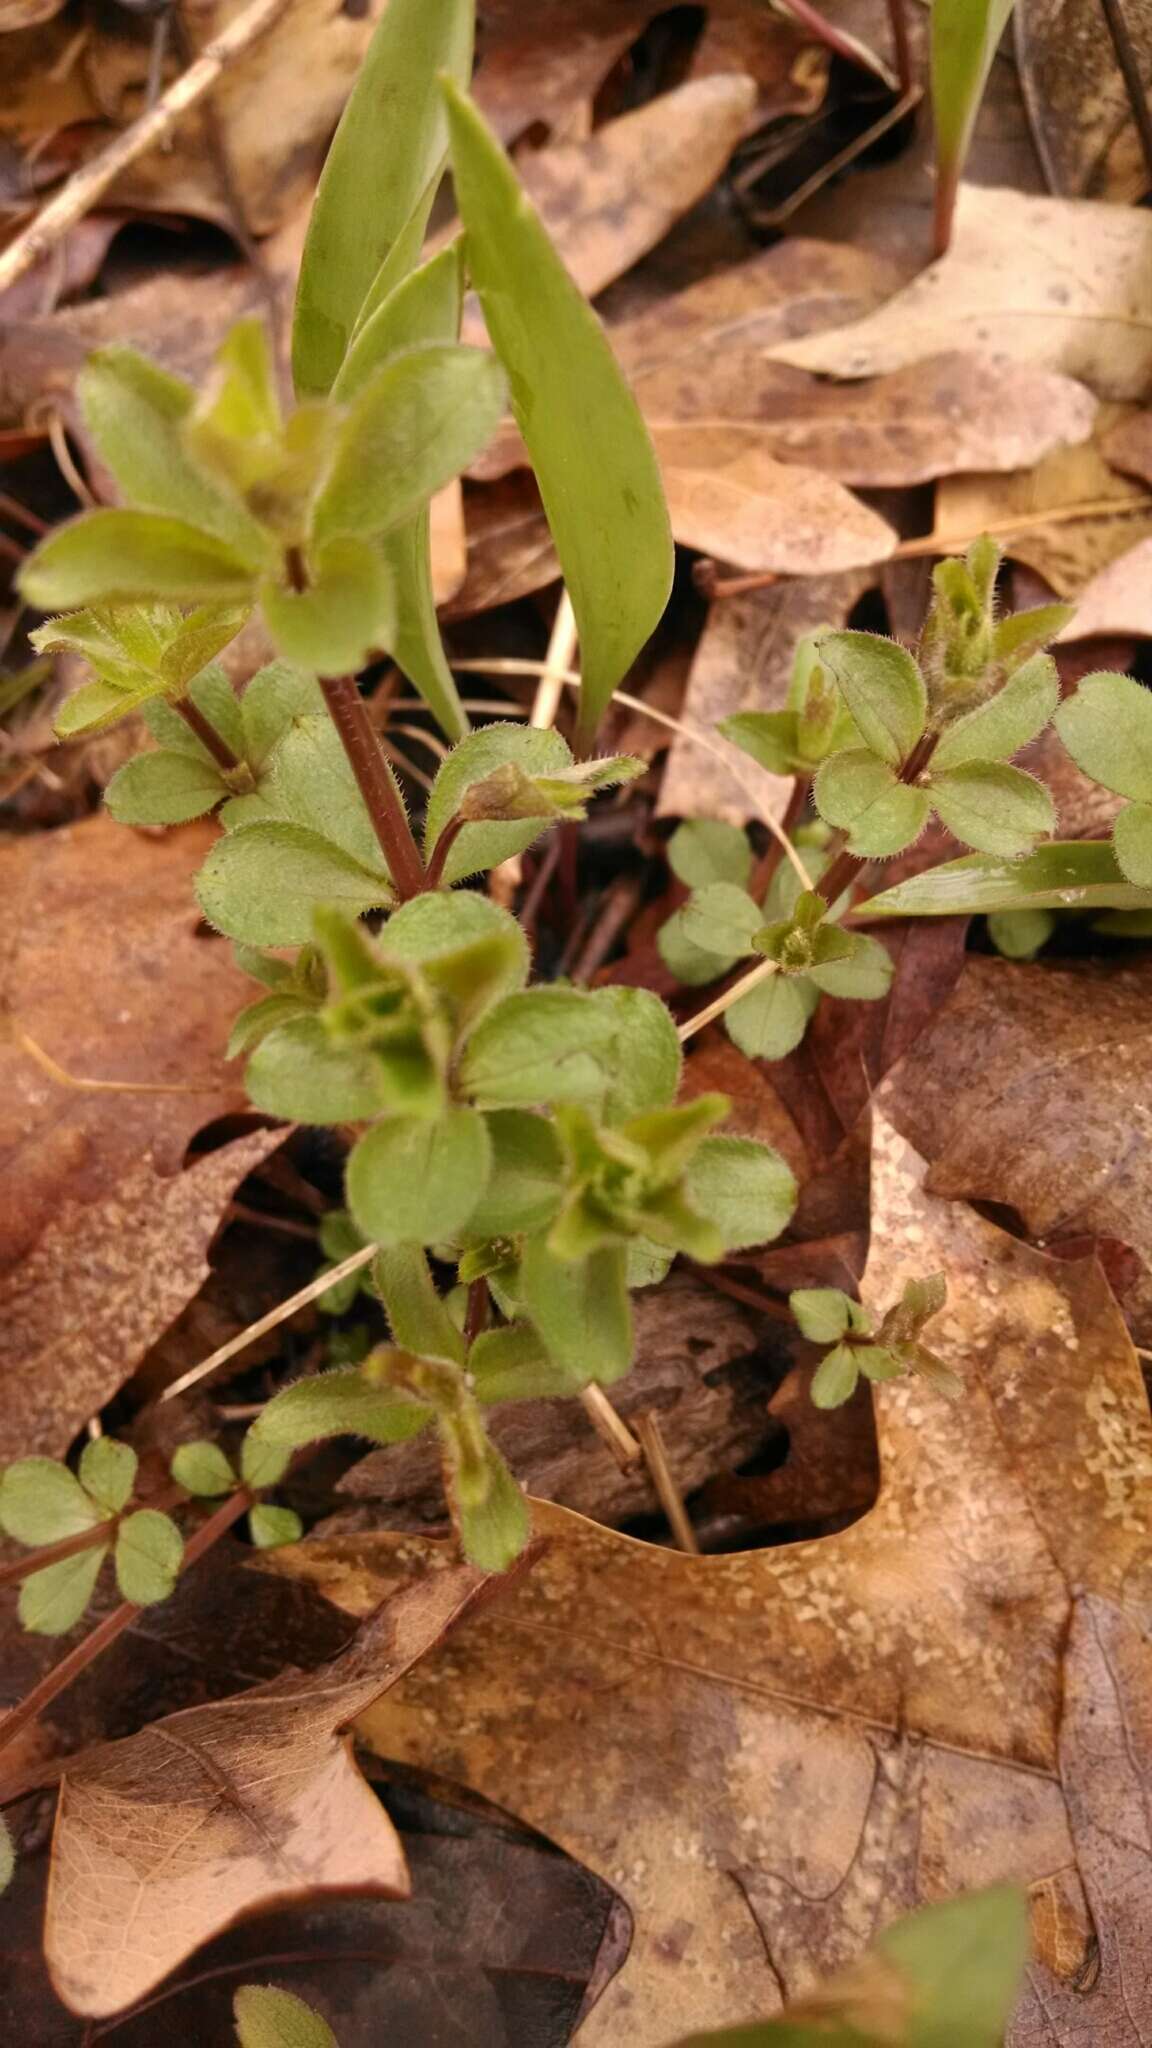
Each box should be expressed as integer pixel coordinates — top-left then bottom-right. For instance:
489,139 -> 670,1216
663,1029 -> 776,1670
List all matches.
314,345 -> 507,543
443,81 -> 673,745
292,0 -> 473,397
346,1107 -> 492,1247
932,0 -> 1015,230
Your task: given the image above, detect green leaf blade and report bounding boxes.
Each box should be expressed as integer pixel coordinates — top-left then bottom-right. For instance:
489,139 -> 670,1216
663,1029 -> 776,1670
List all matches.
443,82 -> 673,743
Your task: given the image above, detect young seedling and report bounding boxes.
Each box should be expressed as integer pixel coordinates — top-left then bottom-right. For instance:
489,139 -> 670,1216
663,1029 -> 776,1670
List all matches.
791,1274 -> 959,1408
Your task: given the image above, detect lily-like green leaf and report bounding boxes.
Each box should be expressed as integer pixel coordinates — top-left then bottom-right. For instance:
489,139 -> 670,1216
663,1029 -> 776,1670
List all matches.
860,839 -> 1150,917
292,0 -> 473,398
932,0 -> 1016,250
443,81 -> 673,746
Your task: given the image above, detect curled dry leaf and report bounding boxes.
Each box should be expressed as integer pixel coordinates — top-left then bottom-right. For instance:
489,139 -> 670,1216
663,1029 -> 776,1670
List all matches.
1015,0 -> 1152,202
0,1129 -> 282,1463
271,1119 -> 1152,2044
769,184 -> 1152,401
1052,534 -> 1152,641
653,422 -> 897,574
657,570 -> 870,825
0,815 -> 272,1272
45,1557 -> 511,2018
885,955 -> 1152,1345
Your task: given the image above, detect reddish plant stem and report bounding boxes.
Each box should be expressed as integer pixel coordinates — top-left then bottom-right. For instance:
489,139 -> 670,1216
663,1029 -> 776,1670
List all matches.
0,1519 -> 116,1591
172,693 -> 241,773
424,812 -> 467,891
463,1277 -> 489,1348
750,777 -> 811,901
319,674 -> 427,901
0,1487 -> 252,1756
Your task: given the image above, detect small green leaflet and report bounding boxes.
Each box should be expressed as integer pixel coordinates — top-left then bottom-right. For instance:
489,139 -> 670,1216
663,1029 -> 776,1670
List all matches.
442,81 -> 673,746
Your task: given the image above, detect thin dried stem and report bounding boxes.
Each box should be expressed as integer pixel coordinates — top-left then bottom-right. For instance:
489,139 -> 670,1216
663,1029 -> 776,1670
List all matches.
580,1386 -> 643,1471
530,590 -> 578,733
634,1410 -> 700,1554
677,956 -> 779,1043
14,1028 -> 223,1095
159,1243 -> 377,1403
0,0 -> 288,298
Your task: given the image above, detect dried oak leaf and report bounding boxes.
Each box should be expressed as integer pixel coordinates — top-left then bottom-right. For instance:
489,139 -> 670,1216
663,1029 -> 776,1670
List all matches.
884,955 -> 1152,1342
770,184 -> 1152,401
653,422 -> 896,574
1051,534 -> 1152,640
45,1556 -> 511,2018
1015,0 -> 1152,203
0,1128 -> 281,1462
272,1119 -> 1152,2045
0,814 -> 258,1272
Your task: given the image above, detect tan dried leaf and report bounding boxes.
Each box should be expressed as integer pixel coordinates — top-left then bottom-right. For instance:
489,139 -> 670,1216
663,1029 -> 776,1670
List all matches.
0,815 -> 258,1272
653,421 -> 896,574
769,185 -> 1152,401
657,570 -> 870,825
931,405 -> 1152,597
885,955 -> 1152,1344
45,1557 -> 504,2017
0,1129 -> 281,1463
273,1120 -> 1152,2044
1053,534 -> 1152,640
1016,0 -> 1152,203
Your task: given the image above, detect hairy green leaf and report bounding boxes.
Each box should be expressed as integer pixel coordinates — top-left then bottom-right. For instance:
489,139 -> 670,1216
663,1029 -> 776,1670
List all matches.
1053,669 -> 1152,801
667,819 -> 752,891
814,749 -> 930,857
790,1288 -> 854,1344
171,1441 -> 237,1497
929,761 -> 1054,856
106,749 -> 229,826
346,1107 -> 492,1247
19,1547 -> 108,1637
424,724 -> 572,881
253,1369 -> 433,1451
467,1109 -> 566,1238
931,652 -> 1058,770
20,512 -> 257,612
520,1239 -> 632,1384
235,1983 -> 340,2048
1113,800 -> 1152,885
374,1244 -> 467,1363
817,632 -> 926,766
0,1459 -> 101,1545
198,822 -> 391,946
314,346 -> 506,544
259,535 -> 395,672
681,882 -> 763,959
114,1509 -> 184,1605
78,1437 -> 137,1514
245,1014 -> 384,1123
684,1136 -> 796,1252
725,972 -> 814,1060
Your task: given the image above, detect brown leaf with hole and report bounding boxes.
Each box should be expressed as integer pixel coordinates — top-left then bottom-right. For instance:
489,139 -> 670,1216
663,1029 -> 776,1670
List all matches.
44,1556 -> 511,2017
0,1128 -> 281,1463
638,352 -> 1096,487
270,1118 -> 1152,2043
770,185 -> 1152,401
0,814 -> 260,1273
654,422 -> 897,574
885,956 -> 1152,1343
658,571 -> 871,824
1015,0 -> 1152,203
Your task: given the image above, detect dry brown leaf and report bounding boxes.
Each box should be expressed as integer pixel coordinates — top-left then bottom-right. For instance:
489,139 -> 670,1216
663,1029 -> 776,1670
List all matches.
514,74 -> 756,305
1053,534 -> 1152,639
1102,407 -> 1152,487
0,815 -> 261,1271
1015,0 -> 1152,202
885,955 -> 1152,1342
658,571 -> 870,824
471,0 -> 659,140
445,476 -> 560,622
770,184 -> 1152,400
45,1558 -> 503,2018
270,1119 -> 1152,2043
0,1129 -> 280,1463
931,405 -> 1152,596
337,1272 -> 774,1536
686,3 -> 827,133
642,353 -> 1095,487
654,422 -> 897,574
